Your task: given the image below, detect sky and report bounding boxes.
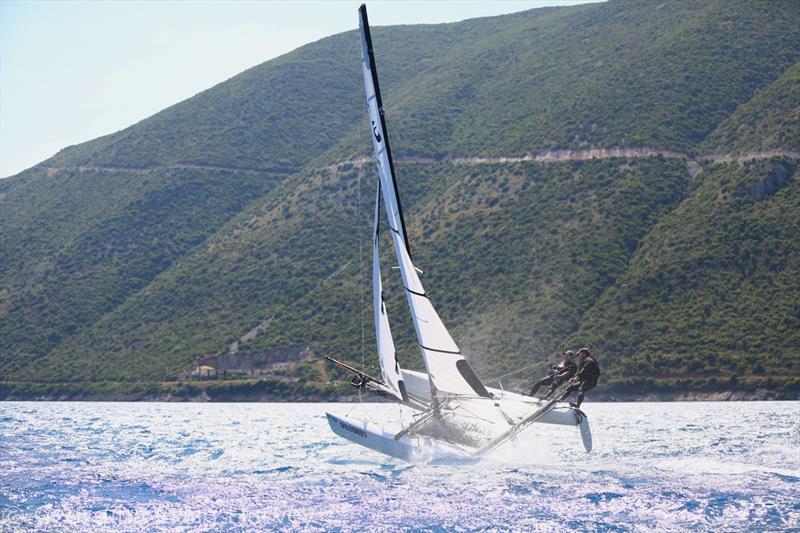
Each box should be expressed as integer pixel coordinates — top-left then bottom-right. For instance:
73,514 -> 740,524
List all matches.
0,0 -> 592,178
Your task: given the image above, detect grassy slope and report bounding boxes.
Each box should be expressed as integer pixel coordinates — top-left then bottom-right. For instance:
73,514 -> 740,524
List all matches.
28,157 -> 689,383
570,159 -> 799,392
2,0 -> 800,394
0,167 -> 277,376
0,29 -> 374,375
701,61 -> 800,154
21,163 -> 363,381
312,0 -> 800,162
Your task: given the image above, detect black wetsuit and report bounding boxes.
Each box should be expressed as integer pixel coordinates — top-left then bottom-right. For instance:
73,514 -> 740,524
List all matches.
528,358 -> 577,397
542,359 -> 579,399
561,355 -> 600,407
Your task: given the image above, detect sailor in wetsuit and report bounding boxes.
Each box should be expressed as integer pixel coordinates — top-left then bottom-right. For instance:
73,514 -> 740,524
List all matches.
528,350 -> 577,398
561,347 -> 600,408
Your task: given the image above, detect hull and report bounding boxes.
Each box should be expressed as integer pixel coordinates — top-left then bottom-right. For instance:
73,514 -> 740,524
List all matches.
326,412 -> 414,460
326,412 -> 473,461
327,399 -> 592,460
579,412 -> 593,451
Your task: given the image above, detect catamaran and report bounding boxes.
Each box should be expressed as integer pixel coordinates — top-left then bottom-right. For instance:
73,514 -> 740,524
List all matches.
325,4 -> 592,461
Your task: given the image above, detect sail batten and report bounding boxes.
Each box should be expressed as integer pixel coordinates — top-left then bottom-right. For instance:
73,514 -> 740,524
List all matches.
359,3 -> 489,400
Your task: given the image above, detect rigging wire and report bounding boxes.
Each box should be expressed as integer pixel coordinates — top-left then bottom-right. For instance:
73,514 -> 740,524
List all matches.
484,359 -> 546,388
356,79 -> 367,405
450,405 -> 496,424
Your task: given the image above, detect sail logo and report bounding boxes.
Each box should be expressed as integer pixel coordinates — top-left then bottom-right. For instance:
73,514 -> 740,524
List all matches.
372,120 -> 382,143
338,420 -> 368,438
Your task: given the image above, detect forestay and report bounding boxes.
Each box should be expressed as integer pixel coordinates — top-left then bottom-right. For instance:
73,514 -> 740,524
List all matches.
358,5 -> 489,400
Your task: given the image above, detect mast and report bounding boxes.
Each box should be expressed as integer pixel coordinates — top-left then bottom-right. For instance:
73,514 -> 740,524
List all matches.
358,4 -> 412,261
358,4 -> 490,400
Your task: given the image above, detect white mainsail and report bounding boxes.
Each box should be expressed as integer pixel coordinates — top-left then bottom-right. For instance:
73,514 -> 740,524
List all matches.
358,5 -> 489,400
372,185 -> 407,402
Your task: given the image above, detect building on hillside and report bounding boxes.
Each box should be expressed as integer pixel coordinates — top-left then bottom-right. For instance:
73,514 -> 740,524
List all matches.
192,365 -> 217,378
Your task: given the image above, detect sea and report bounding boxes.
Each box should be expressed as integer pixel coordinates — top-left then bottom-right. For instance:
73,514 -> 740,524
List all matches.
0,401 -> 798,532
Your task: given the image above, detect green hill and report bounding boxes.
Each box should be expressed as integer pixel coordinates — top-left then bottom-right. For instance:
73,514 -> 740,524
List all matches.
1,0 -> 799,400
701,61 -> 800,155
568,158 -> 799,395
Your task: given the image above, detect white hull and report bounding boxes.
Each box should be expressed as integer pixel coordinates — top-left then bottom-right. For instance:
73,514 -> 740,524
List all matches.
327,393 -> 592,461
326,368 -> 592,461
326,412 -> 472,461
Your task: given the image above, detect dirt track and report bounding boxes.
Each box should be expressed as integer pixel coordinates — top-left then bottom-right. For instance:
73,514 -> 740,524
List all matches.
42,148 -> 800,176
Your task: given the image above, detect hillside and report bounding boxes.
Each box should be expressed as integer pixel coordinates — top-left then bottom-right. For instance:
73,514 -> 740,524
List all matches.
569,158 -> 800,394
701,60 -> 800,155
1,0 -> 799,400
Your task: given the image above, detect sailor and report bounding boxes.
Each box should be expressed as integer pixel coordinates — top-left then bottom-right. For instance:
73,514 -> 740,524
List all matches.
541,350 -> 580,399
528,350 -> 577,397
561,347 -> 600,408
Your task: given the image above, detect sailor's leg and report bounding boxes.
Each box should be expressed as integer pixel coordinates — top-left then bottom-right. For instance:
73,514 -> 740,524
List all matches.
575,390 -> 585,408
557,382 -> 579,402
544,374 -> 568,399
575,381 -> 595,408
542,379 -> 559,399
575,381 -> 592,408
528,375 -> 553,397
